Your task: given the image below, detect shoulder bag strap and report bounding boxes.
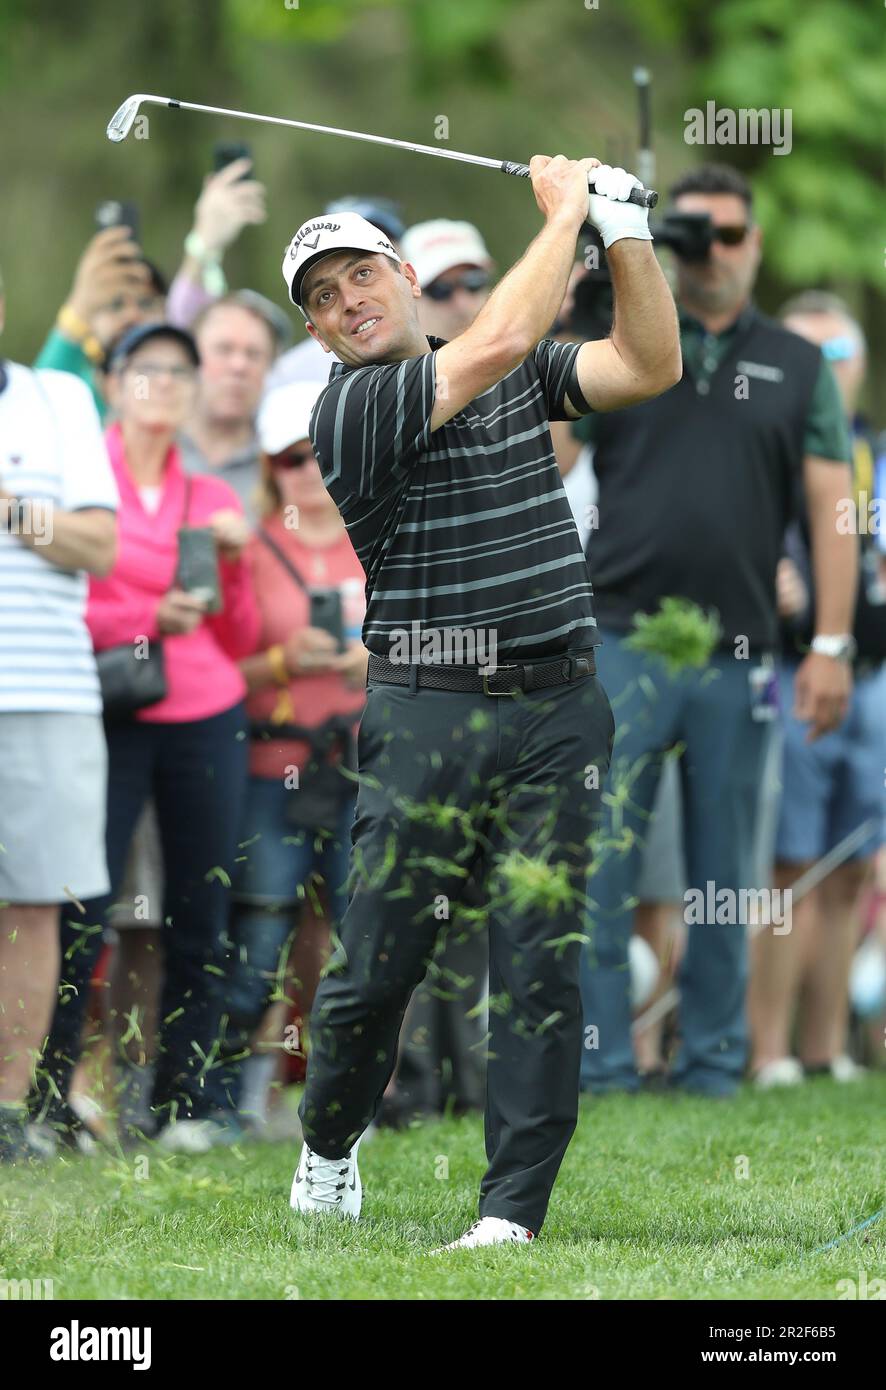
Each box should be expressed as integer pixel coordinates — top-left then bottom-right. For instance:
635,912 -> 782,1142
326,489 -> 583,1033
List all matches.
257,525 -> 310,594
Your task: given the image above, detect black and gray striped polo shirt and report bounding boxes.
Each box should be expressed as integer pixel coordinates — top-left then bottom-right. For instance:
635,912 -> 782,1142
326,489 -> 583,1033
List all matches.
309,336 -> 598,662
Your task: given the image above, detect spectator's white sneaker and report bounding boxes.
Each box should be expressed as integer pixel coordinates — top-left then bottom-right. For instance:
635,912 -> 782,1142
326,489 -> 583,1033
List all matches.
24,1120 -> 98,1158
156,1118 -> 243,1154
754,1058 -> 804,1090
431,1217 -> 534,1252
290,1138 -> 362,1219
821,1055 -> 866,1083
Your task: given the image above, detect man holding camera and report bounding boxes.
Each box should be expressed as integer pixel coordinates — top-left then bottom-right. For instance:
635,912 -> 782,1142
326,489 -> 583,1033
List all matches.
574,164 -> 857,1098
281,154 -> 681,1247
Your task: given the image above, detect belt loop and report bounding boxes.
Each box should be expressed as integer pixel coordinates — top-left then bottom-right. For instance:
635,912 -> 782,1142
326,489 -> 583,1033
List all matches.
408,662 -> 419,696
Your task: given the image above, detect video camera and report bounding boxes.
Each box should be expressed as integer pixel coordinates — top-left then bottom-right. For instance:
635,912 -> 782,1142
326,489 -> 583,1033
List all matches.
651,212 -> 715,262
566,212 -> 716,340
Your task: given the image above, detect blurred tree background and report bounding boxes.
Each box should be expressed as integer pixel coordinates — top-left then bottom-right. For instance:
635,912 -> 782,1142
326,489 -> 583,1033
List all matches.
1,0 -> 883,415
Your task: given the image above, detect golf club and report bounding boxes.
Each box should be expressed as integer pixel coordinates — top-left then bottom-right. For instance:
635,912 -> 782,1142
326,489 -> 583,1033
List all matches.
106,93 -> 659,208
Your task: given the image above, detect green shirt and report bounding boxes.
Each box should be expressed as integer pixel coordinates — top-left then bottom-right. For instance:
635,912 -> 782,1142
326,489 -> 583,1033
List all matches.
571,305 -> 851,463
33,328 -> 107,421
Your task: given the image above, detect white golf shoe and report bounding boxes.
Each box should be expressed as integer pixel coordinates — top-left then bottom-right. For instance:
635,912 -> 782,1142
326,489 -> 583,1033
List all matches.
431,1216 -> 534,1252
290,1137 -> 362,1219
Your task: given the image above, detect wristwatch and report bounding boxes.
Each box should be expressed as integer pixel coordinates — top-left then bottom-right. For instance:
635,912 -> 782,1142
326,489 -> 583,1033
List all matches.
810,634 -> 857,663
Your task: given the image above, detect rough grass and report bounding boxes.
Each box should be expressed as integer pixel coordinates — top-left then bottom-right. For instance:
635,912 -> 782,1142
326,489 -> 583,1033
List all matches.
1,1076 -> 883,1301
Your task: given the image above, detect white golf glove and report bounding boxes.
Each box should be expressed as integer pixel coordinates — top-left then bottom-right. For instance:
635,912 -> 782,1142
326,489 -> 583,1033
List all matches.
587,165 -> 653,249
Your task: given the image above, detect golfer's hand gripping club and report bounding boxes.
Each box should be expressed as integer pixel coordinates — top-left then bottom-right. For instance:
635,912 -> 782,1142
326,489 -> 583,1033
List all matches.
503,159 -> 658,211
527,156 -> 656,250
585,163 -> 655,248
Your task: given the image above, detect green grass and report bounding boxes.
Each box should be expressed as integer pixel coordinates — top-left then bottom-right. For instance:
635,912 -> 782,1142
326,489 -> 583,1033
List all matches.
2,1077 -> 884,1300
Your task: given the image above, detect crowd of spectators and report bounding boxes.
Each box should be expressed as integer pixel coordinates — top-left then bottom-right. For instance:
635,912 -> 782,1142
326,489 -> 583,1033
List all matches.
0,153 -> 883,1164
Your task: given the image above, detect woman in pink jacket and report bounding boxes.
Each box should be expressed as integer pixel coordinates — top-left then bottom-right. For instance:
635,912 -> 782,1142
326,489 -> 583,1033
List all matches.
38,323 -> 260,1151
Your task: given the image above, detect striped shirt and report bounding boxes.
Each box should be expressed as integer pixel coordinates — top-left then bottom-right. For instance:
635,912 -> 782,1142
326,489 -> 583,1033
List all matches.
309,336 -> 597,661
0,363 -> 118,714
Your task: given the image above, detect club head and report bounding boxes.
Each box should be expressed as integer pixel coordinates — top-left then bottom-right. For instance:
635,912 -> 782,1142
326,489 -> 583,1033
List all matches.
106,94 -> 147,143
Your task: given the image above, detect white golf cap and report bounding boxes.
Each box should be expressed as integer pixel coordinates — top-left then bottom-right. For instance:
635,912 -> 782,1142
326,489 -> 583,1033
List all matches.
257,380 -> 327,455
282,211 -> 401,313
400,219 -> 492,289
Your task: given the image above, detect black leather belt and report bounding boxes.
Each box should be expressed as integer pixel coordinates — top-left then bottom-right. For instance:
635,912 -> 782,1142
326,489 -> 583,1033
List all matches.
367,648 -> 597,696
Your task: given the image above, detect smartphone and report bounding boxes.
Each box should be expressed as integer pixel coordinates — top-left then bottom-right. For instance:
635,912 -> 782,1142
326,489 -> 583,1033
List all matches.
95,199 -> 141,243
213,141 -> 254,180
310,589 -> 345,651
175,527 -> 222,614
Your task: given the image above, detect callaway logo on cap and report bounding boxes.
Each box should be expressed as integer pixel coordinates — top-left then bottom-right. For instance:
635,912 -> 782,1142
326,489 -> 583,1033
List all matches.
281,211 -> 401,316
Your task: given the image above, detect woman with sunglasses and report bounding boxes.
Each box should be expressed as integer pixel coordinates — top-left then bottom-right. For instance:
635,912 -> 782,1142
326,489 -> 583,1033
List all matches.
33,323 -> 260,1153
226,380 -> 368,1129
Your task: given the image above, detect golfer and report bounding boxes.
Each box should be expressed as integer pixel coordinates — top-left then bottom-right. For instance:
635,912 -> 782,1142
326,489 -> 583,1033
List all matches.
282,156 -> 681,1248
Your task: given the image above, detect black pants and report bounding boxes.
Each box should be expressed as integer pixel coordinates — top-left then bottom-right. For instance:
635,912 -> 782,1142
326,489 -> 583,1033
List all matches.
299,671 -> 614,1234
32,702 -> 248,1124
394,907 -> 489,1116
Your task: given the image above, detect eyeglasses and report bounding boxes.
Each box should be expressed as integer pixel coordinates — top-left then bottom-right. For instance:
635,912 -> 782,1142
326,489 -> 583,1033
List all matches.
711,225 -> 750,247
123,362 -> 195,380
424,269 -> 491,301
271,447 -> 314,470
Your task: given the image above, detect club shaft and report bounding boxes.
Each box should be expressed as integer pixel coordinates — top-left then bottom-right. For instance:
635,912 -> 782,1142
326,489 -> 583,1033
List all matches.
108,94 -> 658,208
119,94 -> 522,169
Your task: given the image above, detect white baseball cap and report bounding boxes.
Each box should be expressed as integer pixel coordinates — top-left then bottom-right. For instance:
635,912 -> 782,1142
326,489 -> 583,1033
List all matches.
400,219 -> 492,289
257,381 -> 327,455
282,212 -> 402,315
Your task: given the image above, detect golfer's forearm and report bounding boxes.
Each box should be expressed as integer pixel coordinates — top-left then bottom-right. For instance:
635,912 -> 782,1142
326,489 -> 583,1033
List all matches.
607,240 -> 681,389
470,212 -> 583,357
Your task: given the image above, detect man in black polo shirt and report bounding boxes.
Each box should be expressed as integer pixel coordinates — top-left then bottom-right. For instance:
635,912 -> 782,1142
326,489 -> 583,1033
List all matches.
279,155 -> 682,1247
571,164 -> 856,1099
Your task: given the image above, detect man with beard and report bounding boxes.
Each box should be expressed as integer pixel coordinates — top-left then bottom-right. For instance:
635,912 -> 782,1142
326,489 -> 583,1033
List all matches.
574,164 -> 857,1098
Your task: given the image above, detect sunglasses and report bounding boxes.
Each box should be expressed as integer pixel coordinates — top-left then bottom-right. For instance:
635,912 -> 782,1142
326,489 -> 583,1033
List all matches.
711,225 -> 750,247
425,269 -> 491,301
271,446 -> 314,470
